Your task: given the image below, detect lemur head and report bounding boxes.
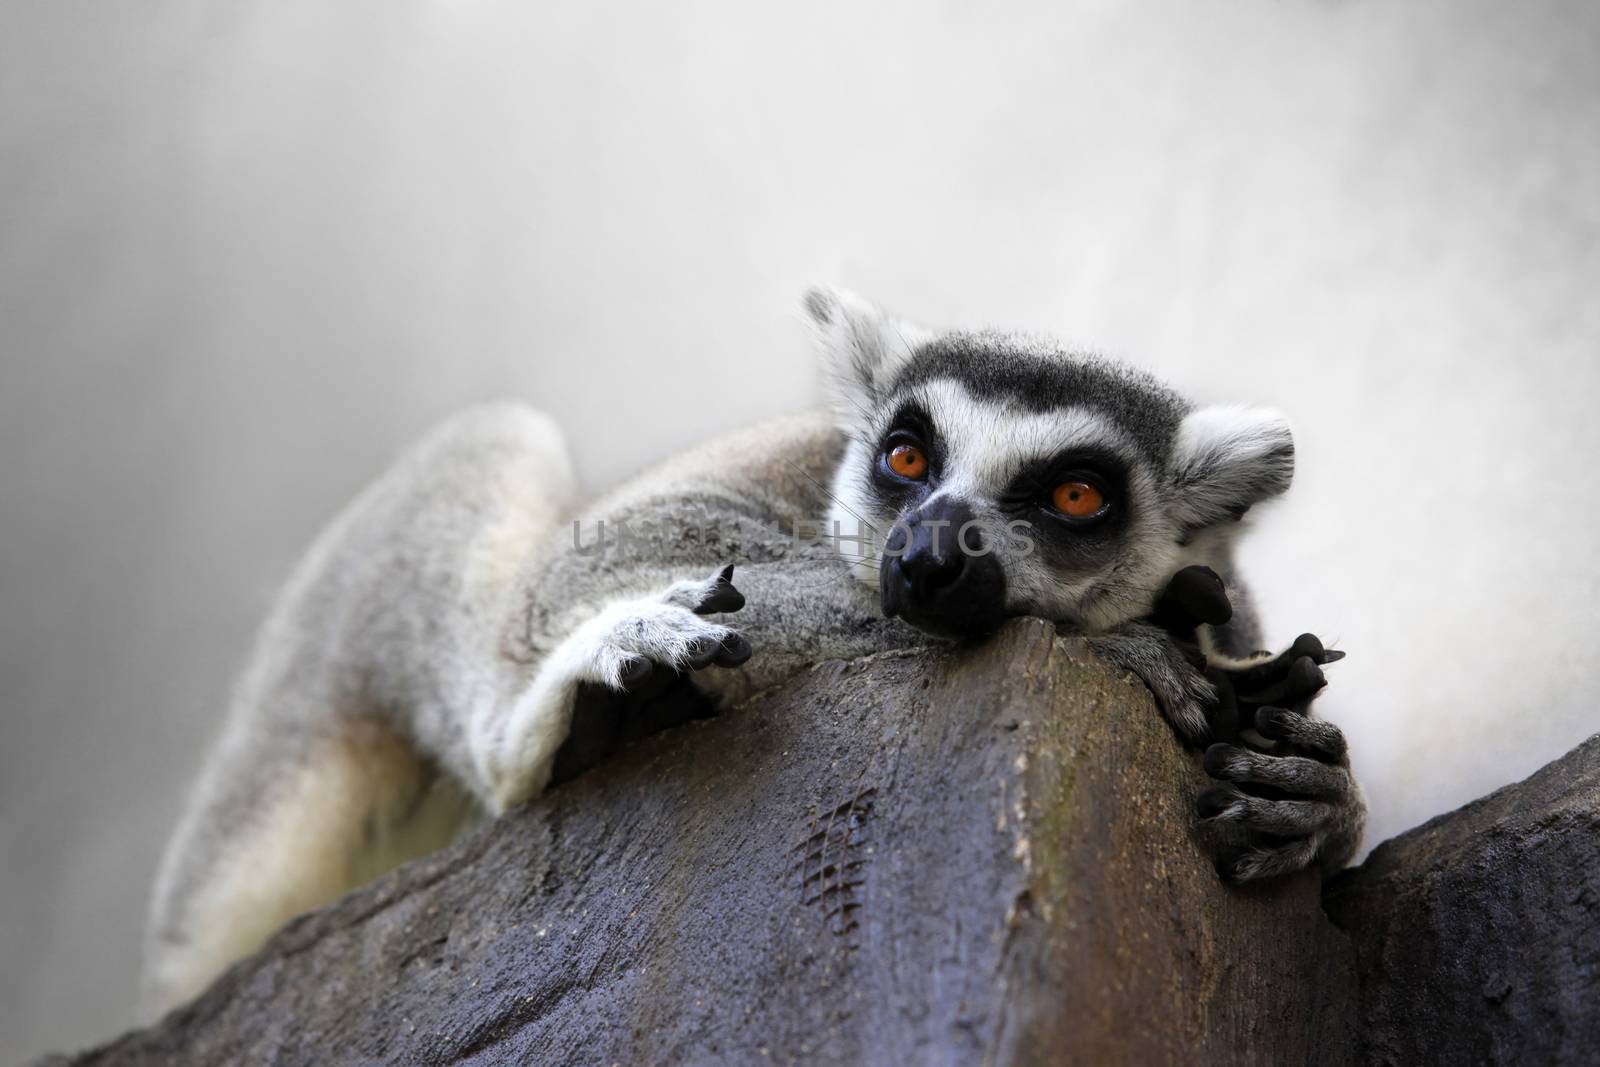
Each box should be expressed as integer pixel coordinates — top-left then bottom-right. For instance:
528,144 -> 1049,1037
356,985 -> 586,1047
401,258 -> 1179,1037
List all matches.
805,288 -> 1294,639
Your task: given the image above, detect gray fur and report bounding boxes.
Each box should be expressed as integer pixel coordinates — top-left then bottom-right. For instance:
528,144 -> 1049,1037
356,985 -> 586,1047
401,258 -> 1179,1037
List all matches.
1257,705 -> 1348,760
144,289 -> 1364,1014
1207,745 -> 1351,797
1084,621 -> 1219,742
1203,787 -> 1337,836
141,405 -> 916,1014
1201,732 -> 1366,884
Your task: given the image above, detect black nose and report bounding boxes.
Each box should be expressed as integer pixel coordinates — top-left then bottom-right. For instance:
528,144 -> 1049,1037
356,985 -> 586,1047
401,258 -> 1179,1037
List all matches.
880,498 -> 1007,640
902,524 -> 967,597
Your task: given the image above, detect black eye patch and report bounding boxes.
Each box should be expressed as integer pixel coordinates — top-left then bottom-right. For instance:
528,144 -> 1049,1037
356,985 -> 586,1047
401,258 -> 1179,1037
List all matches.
999,449 -> 1133,565
878,401 -> 937,457
869,401 -> 944,497
1000,449 -> 1128,517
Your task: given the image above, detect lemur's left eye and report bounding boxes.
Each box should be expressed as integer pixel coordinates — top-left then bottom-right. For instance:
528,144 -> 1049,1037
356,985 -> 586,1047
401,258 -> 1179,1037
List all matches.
887,443 -> 929,480
1051,480 -> 1105,518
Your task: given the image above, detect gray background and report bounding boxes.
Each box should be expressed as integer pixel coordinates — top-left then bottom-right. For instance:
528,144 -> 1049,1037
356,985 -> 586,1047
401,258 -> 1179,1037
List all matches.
2,0 -> 1597,1059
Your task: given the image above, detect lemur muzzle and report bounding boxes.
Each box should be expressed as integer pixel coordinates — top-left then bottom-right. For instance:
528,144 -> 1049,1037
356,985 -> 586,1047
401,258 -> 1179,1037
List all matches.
879,497 -> 1007,640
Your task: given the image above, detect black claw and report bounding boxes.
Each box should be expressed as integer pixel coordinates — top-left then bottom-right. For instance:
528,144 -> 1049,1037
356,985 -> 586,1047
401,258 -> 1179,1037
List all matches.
1286,656 -> 1326,696
1197,785 -> 1236,820
713,632 -> 752,667
619,656 -> 654,690
683,637 -> 720,670
1253,705 -> 1294,739
1203,743 -> 1237,779
694,564 -> 746,615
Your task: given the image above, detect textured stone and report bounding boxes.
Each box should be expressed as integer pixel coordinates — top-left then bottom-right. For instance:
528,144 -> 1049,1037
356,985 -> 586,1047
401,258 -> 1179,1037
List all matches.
38,620 -> 1354,1066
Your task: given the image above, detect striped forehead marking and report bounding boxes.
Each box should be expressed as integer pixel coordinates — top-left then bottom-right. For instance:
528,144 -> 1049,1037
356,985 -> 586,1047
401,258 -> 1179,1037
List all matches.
893,379 -> 1136,497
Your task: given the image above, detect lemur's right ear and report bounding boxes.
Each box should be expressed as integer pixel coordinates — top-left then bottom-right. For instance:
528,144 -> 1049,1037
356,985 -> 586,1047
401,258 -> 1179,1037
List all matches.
803,287 -> 932,422
1168,406 -> 1295,534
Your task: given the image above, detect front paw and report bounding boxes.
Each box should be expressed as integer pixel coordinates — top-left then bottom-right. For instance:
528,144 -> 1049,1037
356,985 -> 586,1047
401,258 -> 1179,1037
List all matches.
580,564 -> 752,691
1198,707 -> 1364,882
1149,566 -> 1345,744
551,566 -> 752,784
1201,635 -> 1342,744
479,565 -> 751,808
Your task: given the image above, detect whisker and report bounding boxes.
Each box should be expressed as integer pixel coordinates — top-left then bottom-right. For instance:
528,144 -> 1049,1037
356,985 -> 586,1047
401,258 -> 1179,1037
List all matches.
779,454 -> 881,533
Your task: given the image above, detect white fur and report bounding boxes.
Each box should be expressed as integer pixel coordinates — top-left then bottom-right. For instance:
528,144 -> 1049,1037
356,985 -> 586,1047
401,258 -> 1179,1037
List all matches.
825,436 -> 887,588
144,403 -> 576,1014
908,381 -> 1135,495
803,287 -> 935,419
825,376 -> 1181,630
142,717 -> 476,1013
1170,406 -> 1294,532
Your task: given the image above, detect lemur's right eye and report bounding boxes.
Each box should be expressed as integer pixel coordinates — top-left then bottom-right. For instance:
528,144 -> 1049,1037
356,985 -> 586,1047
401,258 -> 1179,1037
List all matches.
1051,480 -> 1105,519
886,443 -> 929,480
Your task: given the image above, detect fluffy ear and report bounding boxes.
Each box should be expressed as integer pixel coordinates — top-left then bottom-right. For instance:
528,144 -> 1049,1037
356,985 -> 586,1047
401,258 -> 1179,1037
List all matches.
1168,406 -> 1295,533
802,287 -> 932,420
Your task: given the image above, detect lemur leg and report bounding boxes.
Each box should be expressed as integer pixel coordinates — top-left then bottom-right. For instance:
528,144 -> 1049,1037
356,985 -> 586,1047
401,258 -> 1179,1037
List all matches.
1085,621 -> 1220,743
144,404 -> 575,1014
471,566 -> 751,813
142,716 -> 474,1014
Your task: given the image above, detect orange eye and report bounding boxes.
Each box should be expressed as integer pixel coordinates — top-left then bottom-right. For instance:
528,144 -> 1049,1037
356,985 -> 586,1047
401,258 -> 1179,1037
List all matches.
887,443 -> 928,479
1052,480 -> 1104,518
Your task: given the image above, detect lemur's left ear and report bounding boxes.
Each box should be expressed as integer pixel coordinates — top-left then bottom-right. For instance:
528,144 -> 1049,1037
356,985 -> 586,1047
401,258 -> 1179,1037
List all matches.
1168,406 -> 1295,533
803,287 -> 933,423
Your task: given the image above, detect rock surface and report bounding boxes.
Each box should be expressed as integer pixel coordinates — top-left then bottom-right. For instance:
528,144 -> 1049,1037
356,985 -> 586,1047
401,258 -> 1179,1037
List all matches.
1324,733 -> 1600,1066
37,620 -> 1355,1067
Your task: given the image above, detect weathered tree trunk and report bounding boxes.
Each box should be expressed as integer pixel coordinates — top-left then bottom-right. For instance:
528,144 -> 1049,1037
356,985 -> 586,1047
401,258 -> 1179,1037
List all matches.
38,619 -> 1600,1066
41,620 -> 1360,1066
1324,734 -> 1600,1066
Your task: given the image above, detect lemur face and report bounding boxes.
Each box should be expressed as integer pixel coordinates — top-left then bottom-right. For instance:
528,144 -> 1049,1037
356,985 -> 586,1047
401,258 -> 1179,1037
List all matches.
806,289 -> 1295,638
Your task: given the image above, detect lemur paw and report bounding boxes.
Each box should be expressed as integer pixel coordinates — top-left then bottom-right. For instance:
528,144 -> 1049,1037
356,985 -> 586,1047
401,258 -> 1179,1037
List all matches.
480,565 -> 751,807
1149,565 -> 1346,744
549,565 -> 751,786
1198,706 -> 1363,883
1199,637 -> 1341,745
1147,565 -> 1362,882
612,564 -> 750,692
551,565 -> 751,690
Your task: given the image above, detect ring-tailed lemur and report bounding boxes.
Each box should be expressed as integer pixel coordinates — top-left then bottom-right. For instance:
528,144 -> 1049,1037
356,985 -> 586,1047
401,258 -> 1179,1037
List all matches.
142,289 -> 1364,1015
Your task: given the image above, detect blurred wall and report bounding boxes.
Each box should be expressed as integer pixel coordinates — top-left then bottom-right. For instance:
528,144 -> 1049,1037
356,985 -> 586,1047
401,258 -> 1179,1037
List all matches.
2,0 -> 1597,1058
